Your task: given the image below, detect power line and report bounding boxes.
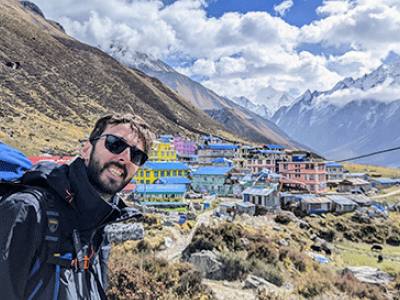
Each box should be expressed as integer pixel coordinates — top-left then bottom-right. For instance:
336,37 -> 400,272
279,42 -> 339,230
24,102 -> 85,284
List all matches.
335,146 -> 400,163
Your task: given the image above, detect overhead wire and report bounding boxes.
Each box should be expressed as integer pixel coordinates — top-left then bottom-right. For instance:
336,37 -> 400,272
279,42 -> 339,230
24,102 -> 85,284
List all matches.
333,146 -> 400,163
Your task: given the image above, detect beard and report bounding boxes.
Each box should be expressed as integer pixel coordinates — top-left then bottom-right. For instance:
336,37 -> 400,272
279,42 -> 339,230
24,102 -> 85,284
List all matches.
87,150 -> 130,195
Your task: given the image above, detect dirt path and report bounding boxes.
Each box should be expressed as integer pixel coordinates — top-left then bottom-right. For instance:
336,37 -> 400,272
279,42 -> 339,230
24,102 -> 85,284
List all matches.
203,279 -> 256,300
371,188 -> 400,199
156,210 -> 213,261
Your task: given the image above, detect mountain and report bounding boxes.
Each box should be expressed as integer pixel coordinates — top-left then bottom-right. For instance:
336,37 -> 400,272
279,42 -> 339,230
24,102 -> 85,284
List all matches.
272,59 -> 400,167
122,51 -> 299,147
255,85 -> 295,114
0,0 -> 240,155
232,96 -> 271,119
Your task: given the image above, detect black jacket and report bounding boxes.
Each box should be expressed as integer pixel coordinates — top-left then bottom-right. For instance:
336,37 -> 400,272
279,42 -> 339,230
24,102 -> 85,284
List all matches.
0,158 -> 128,300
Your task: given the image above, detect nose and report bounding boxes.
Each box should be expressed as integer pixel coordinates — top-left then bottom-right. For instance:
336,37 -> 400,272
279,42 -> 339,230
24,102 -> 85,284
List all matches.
117,147 -> 131,162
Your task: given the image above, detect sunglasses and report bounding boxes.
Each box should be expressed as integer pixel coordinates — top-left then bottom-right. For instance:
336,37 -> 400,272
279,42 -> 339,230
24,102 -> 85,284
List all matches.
90,134 -> 148,166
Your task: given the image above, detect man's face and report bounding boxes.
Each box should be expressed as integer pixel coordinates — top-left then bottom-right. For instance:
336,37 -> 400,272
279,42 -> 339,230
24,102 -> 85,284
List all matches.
82,123 -> 144,196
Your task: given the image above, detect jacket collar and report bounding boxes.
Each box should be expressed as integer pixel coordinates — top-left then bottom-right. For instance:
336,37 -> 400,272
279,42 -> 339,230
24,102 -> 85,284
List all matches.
46,157 -> 124,229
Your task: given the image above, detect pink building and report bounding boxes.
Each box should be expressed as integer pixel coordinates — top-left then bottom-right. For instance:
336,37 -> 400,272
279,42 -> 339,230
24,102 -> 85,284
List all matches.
278,161 -> 327,193
173,137 -> 197,157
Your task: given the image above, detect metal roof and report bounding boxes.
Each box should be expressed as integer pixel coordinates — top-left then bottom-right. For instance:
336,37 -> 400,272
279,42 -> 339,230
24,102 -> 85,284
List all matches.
192,166 -> 233,176
326,195 -> 357,206
302,197 -> 332,204
135,184 -> 187,193
200,143 -> 239,150
265,144 -> 285,150
157,177 -> 191,184
372,178 -> 399,184
326,162 -> 343,168
238,202 -> 256,208
143,161 -> 189,170
211,157 -> 233,164
341,178 -> 370,185
243,185 -> 278,196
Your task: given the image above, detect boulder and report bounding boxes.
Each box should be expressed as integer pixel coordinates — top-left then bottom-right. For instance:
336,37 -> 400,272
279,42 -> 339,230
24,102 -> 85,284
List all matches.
243,274 -> 277,289
189,250 -> 224,280
105,223 -> 144,243
342,267 -> 394,285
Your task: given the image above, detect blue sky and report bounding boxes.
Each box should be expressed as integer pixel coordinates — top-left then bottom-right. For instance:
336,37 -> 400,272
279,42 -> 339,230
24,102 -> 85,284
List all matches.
206,0 -> 323,27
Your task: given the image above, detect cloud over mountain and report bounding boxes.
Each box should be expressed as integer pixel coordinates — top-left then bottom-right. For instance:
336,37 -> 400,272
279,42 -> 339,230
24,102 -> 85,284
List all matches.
32,0 -> 400,110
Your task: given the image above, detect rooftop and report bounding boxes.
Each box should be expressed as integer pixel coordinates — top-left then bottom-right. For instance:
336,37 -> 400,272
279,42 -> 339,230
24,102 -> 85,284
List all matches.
192,166 -> 233,176
143,161 -> 189,170
135,184 -> 187,194
326,195 -> 357,206
156,177 -> 191,184
326,161 -> 343,168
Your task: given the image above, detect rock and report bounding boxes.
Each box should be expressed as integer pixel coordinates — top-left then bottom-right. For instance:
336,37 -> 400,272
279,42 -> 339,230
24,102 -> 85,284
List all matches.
243,274 -> 277,289
274,211 -> 299,225
189,250 -> 224,280
299,220 -> 310,229
273,226 -> 282,232
105,223 -> 144,243
278,239 -> 289,247
342,266 -> 394,285
164,237 -> 173,248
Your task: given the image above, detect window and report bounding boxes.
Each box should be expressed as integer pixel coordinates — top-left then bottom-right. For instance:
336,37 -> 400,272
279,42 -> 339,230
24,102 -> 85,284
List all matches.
140,180 -> 144,184
173,170 -> 177,176
178,170 -> 182,176
166,171 -> 171,176
146,180 -> 150,184
154,171 -> 159,177
161,171 -> 165,177
145,171 -> 150,178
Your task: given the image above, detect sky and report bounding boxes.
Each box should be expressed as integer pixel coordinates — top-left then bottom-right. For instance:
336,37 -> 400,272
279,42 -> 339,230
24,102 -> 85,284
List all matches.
32,0 -> 400,108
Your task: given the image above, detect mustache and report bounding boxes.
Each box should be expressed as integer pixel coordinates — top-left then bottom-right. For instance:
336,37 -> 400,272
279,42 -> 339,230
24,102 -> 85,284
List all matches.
102,161 -> 127,178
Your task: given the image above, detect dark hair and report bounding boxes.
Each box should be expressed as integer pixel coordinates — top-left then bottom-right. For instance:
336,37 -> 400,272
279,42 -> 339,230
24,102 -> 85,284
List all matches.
89,114 -> 155,153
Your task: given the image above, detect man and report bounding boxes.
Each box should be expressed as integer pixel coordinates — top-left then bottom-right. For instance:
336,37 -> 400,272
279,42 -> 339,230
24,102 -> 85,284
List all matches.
0,114 -> 155,300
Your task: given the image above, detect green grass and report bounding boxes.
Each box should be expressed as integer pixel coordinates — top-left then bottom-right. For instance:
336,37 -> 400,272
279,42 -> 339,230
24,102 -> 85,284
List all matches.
335,241 -> 400,275
161,207 -> 188,213
343,163 -> 400,178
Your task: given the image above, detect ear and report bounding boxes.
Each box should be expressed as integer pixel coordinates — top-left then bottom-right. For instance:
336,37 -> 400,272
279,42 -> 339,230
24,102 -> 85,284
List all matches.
80,141 -> 92,165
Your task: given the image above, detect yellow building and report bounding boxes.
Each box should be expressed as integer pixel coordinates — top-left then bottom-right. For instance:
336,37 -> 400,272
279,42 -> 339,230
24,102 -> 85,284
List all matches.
134,161 -> 190,184
149,141 -> 177,161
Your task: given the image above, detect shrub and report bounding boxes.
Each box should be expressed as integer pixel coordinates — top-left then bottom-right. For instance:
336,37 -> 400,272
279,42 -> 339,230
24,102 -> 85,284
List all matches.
251,260 -> 284,287
248,242 -> 279,265
335,273 -> 387,300
219,251 -> 251,281
297,272 -> 331,298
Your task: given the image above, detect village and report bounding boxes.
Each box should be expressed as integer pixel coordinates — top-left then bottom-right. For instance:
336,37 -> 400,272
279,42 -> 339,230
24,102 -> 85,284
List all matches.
30,134 -> 400,218
28,134 -> 400,299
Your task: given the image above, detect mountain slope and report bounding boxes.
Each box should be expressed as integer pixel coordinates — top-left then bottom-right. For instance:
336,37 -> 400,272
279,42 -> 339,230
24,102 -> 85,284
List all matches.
126,52 -> 299,147
0,0 -> 239,154
272,61 -> 400,167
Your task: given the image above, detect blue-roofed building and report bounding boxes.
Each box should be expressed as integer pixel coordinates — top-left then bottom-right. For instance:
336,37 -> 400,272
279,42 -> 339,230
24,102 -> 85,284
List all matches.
198,143 -> 239,164
326,195 -> 357,213
265,144 -> 285,150
155,176 -> 191,185
326,161 -> 345,185
370,177 -> 400,188
134,184 -> 187,201
211,157 -> 233,166
191,166 -> 239,196
135,161 -> 189,184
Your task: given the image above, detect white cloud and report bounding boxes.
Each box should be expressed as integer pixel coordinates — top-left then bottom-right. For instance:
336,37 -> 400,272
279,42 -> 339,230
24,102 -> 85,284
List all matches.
32,0 -> 400,112
315,79 -> 400,107
274,0 -> 294,17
